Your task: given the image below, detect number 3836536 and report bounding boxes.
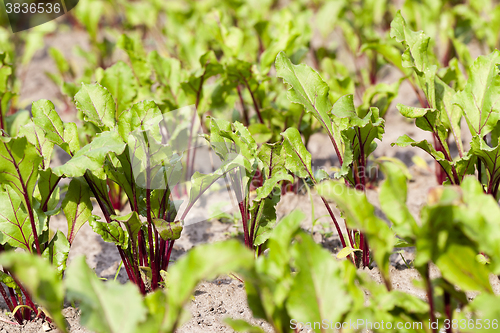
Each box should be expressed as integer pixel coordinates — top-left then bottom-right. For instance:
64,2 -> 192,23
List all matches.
5,2 -> 61,14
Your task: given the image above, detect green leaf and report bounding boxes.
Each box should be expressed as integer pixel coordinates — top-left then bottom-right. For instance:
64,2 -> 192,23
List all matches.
0,186 -> 41,251
361,41 -> 406,74
458,176 -> 500,274
34,169 -> 61,214
287,232 -> 352,324
317,181 -> 394,285
75,83 -> 117,130
331,94 -> 356,119
105,150 -> 140,208
258,143 -> 286,179
390,11 -> 431,73
5,110 -> 30,137
84,170 -> 116,215
18,120 -> 54,170
48,47 -> 70,76
53,131 -> 126,177
65,256 -> 147,333
281,127 -> 313,179
90,218 -> 128,249
0,270 -> 19,291
392,135 -> 454,182
153,219 -> 183,241
341,107 -> 384,162
148,51 -> 182,91
0,252 -> 66,332
162,240 -> 254,332
187,154 -> 250,210
62,178 -> 92,244
466,294 -> 500,331
252,197 -> 279,247
100,61 -> 138,115
117,34 -> 152,87
470,136 -> 500,190
0,57 -> 12,93
453,51 -> 500,137
248,123 -> 272,144
276,52 -> 339,151
127,132 -> 180,192
224,318 -> 265,333
397,104 -> 433,119
379,161 -> 418,239
268,210 -> 305,250
336,246 -> 361,259
254,172 -> 293,202
42,230 -> 70,278
182,51 -> 223,108
112,212 -> 143,247
0,136 -> 42,210
435,244 -> 493,293
74,0 -> 104,40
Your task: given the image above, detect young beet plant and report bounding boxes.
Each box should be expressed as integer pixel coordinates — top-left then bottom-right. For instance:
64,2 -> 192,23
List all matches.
0,78 -> 233,306
0,54 -> 74,324
51,82 -> 251,294
207,117 -> 293,253
274,51 -> 385,267
318,162 -> 500,333
391,12 -> 500,198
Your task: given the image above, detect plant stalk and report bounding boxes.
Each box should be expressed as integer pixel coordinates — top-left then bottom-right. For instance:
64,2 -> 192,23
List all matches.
444,291 -> 452,333
425,264 -> 437,333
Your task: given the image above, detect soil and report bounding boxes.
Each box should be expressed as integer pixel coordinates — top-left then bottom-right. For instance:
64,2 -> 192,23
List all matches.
1,12 -> 498,333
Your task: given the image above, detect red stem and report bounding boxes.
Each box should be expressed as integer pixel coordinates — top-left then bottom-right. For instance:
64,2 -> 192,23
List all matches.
425,265 -> 437,333
237,85 -> 250,126
163,240 -> 175,271
138,229 -> 147,266
12,276 -> 37,317
118,249 -> 136,284
238,201 -> 251,248
444,291 -> 452,333
158,239 -> 166,272
146,188 -> 158,290
241,75 -> 264,124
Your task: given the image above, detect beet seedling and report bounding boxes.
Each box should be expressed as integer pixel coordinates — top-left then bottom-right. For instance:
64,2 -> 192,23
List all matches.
276,52 -> 385,267
392,12 -> 500,199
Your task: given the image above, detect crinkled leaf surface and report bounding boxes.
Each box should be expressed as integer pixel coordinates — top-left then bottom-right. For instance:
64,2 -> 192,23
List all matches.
89,218 -> 128,249
32,99 -> 80,155
153,218 -> 182,241
117,100 -> 162,142
75,83 -> 117,130
53,131 -> 126,177
112,212 -> 143,245
19,120 -> 54,170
